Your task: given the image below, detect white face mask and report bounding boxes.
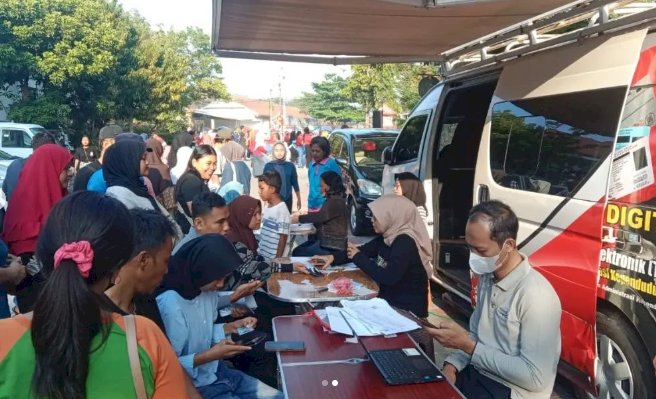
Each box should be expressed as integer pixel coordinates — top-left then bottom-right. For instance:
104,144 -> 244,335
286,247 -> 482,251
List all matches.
469,242 -> 510,275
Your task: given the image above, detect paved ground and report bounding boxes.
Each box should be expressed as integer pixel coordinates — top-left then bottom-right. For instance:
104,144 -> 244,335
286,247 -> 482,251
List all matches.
252,161 -> 578,399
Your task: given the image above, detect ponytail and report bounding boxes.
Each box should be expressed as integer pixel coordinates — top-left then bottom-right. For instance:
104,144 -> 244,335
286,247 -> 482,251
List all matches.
28,192 -> 135,399
31,259 -> 107,399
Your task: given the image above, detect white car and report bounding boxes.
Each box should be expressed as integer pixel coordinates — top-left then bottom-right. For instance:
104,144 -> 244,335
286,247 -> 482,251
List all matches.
0,122 -> 47,158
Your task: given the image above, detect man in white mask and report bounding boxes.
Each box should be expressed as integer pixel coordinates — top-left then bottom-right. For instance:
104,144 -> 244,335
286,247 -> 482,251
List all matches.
426,200 -> 561,399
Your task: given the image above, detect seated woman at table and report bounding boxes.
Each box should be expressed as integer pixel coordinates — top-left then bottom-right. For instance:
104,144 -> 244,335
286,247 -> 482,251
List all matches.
290,171 -> 347,257
312,194 -> 432,318
156,234 -> 283,399
394,172 -> 428,224
227,195 -> 310,278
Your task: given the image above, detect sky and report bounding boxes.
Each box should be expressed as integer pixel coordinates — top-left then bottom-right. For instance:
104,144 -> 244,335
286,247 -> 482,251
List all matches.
117,0 -> 347,100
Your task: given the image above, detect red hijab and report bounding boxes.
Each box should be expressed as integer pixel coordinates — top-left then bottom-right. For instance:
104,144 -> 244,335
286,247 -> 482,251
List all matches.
3,144 -> 72,255
225,195 -> 261,252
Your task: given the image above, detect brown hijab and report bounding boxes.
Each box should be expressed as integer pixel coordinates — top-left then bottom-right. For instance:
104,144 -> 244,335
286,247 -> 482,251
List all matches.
368,194 -> 433,277
221,141 -> 246,163
146,138 -> 171,181
395,172 -> 426,209
226,195 -> 261,252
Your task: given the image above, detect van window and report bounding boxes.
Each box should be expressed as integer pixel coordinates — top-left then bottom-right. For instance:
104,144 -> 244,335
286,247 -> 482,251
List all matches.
393,113 -> 428,164
489,87 -> 625,197
2,129 -> 32,148
616,85 -> 654,150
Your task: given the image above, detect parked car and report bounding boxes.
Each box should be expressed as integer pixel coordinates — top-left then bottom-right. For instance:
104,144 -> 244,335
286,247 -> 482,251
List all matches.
0,122 -> 47,158
329,129 -> 398,235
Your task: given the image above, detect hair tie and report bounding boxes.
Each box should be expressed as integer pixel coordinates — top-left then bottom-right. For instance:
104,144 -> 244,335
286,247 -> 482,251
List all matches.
53,241 -> 94,278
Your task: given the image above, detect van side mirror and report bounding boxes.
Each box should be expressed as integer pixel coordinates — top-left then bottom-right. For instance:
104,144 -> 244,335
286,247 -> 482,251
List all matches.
336,157 -> 348,166
382,146 -> 393,165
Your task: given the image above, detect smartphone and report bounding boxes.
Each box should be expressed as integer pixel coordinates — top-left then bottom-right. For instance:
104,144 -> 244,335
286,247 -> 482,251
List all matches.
310,258 -> 327,266
258,273 -> 272,282
233,330 -> 267,347
399,309 -> 440,329
236,326 -> 254,335
264,341 -> 306,352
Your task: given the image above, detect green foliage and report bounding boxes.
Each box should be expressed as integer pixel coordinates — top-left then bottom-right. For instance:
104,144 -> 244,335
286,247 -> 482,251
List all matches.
344,64 -> 399,116
7,91 -> 71,128
300,64 -> 439,126
297,74 -> 363,123
0,0 -> 229,136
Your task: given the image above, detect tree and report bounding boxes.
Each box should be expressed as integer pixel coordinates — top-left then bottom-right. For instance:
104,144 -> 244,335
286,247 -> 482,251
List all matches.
296,74 -> 363,123
343,64 -> 399,126
130,27 -> 229,133
0,0 -> 230,137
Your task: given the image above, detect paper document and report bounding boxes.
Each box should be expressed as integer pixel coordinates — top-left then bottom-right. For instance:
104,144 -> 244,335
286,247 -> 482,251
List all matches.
326,306 -> 380,336
340,298 -> 420,335
325,298 -> 420,336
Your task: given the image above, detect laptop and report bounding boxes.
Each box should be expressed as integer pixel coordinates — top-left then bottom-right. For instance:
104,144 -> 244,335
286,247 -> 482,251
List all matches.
339,310 -> 445,385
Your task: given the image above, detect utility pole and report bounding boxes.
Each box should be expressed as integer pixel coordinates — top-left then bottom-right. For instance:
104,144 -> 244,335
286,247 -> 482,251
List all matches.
268,88 -> 273,131
279,67 -> 286,133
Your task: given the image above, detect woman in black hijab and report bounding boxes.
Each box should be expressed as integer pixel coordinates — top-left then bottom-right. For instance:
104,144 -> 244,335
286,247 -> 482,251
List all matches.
103,140 -> 161,211
156,234 -> 283,398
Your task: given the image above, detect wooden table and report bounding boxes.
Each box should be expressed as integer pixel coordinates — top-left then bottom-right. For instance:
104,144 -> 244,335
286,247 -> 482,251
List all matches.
267,268 -> 379,303
272,315 -> 465,399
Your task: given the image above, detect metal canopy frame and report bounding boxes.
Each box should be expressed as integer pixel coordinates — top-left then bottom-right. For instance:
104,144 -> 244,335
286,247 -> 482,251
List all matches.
443,0 -> 656,77
212,0 -> 656,74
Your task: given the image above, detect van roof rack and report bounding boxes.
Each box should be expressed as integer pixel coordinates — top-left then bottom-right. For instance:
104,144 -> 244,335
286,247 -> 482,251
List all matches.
442,0 -> 656,77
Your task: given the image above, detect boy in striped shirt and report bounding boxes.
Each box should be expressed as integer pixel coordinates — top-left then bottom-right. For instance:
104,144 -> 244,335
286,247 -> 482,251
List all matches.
257,171 -> 290,261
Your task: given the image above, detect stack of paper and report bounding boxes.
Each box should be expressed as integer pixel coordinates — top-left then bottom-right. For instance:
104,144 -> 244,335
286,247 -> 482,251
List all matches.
325,298 -> 420,336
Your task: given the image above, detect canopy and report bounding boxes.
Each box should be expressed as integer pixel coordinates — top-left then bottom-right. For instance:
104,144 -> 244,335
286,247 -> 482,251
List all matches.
192,102 -> 258,121
212,0 -> 577,64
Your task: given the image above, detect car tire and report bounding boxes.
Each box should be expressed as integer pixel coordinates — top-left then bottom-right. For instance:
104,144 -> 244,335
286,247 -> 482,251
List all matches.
575,309 -> 656,399
349,200 -> 366,236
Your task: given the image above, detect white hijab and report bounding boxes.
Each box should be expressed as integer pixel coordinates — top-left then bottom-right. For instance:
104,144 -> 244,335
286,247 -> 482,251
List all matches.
171,146 -> 193,184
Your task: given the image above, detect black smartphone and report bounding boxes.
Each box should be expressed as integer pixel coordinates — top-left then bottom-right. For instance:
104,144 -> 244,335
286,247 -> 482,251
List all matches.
264,341 -> 306,352
232,330 -> 267,347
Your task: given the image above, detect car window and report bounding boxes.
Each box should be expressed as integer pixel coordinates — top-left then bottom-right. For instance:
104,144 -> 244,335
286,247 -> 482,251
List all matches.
353,135 -> 397,166
393,113 -> 429,163
330,135 -> 346,161
2,129 -> 32,148
489,86 -> 625,197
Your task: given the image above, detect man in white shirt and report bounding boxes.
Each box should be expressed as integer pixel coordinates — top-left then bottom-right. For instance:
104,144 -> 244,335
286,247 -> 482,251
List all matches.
426,200 -> 562,399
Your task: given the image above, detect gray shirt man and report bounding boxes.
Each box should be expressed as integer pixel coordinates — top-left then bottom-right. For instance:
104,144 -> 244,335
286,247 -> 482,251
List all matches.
445,255 -> 562,399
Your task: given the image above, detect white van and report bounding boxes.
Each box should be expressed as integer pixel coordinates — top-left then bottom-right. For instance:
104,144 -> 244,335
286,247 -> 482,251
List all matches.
382,18 -> 656,399
0,122 -> 46,158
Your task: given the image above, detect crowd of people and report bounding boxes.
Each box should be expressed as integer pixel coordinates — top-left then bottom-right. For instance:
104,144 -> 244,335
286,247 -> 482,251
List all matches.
0,124 -> 567,399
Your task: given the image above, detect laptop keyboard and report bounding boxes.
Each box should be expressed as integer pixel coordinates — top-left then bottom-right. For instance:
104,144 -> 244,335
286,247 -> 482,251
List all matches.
369,349 -> 441,385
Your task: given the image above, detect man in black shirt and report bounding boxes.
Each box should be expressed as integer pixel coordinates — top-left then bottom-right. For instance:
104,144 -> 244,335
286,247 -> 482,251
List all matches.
72,128 -> 117,191
2,132 -> 56,201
